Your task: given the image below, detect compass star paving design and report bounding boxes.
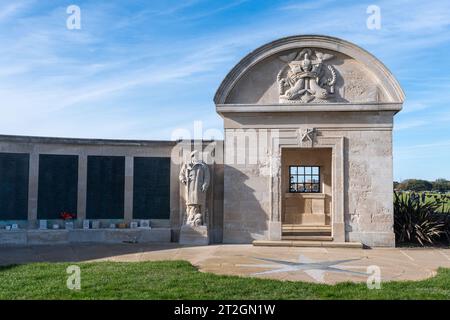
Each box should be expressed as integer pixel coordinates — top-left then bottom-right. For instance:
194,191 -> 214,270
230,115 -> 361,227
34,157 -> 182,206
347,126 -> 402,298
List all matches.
238,254 -> 370,283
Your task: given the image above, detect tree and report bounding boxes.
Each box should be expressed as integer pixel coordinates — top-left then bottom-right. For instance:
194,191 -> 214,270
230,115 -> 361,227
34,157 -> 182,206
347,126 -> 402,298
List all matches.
397,179 -> 432,192
432,179 -> 450,193
393,181 -> 400,190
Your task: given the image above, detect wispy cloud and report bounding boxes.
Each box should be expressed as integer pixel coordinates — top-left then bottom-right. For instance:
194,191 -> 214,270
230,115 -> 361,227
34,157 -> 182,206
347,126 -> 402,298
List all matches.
279,0 -> 335,12
0,0 -> 448,178
395,119 -> 428,131
0,1 -> 32,22
176,0 -> 250,21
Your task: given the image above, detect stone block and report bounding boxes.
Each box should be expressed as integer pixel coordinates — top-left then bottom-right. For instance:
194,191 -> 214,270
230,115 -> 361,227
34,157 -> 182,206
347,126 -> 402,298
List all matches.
0,230 -> 27,245
298,213 -> 326,225
179,225 -> 209,245
103,229 -> 140,243
311,198 -> 325,215
27,230 -> 68,244
139,228 -> 171,243
223,229 -> 262,243
268,221 -> 281,240
68,229 -> 105,243
348,231 -> 395,247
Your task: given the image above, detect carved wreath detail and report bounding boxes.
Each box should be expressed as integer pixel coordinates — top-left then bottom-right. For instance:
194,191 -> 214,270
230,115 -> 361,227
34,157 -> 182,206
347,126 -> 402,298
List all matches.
277,49 -> 337,103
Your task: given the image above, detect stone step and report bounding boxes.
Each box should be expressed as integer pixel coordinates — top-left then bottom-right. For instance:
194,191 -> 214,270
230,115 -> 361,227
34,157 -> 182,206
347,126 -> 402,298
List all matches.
253,240 -> 364,249
282,225 -> 332,237
282,235 -> 333,241
281,225 -> 331,235
282,224 -> 331,232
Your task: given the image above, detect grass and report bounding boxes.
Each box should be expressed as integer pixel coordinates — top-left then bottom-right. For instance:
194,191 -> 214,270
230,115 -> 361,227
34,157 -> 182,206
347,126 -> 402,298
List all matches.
1,261 -> 450,299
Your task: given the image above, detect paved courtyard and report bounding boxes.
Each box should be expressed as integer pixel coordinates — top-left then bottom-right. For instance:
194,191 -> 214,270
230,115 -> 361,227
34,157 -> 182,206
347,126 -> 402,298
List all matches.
1,243 -> 450,284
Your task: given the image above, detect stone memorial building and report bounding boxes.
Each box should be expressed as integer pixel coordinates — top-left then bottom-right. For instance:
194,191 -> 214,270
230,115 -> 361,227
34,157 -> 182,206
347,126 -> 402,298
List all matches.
0,35 -> 403,247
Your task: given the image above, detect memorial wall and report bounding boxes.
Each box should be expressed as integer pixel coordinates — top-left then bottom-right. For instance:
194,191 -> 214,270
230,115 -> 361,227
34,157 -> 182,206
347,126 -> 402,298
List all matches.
0,135 -> 224,245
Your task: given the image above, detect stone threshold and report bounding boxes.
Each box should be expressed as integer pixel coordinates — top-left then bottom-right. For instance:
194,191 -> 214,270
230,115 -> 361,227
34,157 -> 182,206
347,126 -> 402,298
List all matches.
253,240 -> 364,249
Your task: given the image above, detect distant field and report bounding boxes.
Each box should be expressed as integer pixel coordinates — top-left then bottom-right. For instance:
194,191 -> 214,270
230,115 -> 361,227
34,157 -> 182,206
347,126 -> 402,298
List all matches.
397,192 -> 450,213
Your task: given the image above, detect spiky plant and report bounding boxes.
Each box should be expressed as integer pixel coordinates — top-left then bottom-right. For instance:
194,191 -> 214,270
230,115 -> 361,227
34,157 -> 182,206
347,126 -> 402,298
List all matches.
394,192 -> 445,246
436,196 -> 450,243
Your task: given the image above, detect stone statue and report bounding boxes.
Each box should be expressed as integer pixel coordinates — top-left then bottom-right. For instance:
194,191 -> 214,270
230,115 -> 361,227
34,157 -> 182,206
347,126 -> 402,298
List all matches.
179,151 -> 210,226
278,48 -> 336,103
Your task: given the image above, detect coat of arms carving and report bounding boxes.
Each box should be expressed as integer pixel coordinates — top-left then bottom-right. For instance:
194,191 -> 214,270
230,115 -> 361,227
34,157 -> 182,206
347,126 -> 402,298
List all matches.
277,49 -> 337,103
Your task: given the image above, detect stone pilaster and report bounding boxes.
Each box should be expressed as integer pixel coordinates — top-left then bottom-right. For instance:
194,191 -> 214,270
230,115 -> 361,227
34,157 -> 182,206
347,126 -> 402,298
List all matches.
27,153 -> 39,223
124,156 -> 134,222
77,155 -> 87,220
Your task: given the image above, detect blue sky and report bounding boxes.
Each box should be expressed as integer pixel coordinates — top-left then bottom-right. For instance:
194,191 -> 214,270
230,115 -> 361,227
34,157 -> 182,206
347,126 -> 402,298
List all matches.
0,0 -> 449,180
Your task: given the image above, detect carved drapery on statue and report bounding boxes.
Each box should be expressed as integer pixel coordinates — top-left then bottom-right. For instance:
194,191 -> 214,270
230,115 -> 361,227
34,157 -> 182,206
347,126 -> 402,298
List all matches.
179,151 -> 210,226
278,48 -> 337,103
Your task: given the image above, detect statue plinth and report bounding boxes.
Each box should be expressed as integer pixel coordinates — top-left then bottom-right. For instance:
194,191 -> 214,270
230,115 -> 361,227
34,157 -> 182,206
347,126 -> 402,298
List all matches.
179,224 -> 209,245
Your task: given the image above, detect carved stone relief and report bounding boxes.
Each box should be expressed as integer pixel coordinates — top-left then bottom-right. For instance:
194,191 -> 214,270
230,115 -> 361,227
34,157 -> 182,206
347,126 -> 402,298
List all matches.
342,69 -> 381,102
298,128 -> 316,147
277,49 -> 337,103
343,70 -> 366,98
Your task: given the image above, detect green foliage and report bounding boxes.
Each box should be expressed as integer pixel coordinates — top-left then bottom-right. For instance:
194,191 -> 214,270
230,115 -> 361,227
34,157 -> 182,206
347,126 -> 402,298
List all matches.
397,179 -> 433,192
1,261 -> 450,299
433,179 -> 450,193
394,192 -> 445,245
395,178 -> 450,192
435,199 -> 450,243
433,193 -> 450,214
439,214 -> 450,243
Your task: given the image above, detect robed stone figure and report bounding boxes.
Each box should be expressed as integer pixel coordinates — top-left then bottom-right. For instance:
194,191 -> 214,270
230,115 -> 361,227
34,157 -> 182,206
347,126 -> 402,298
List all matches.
179,151 -> 210,226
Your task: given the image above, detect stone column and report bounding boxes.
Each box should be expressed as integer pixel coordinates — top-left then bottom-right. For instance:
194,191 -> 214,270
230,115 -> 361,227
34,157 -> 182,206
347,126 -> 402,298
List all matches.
124,156 -> 134,222
332,140 -> 346,242
77,155 -> 87,220
27,153 -> 39,224
170,143 -> 182,236
269,146 -> 282,241
212,141 -> 224,243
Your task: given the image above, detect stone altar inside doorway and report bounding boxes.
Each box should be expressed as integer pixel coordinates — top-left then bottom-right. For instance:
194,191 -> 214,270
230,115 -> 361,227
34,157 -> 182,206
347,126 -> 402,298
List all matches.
282,148 -> 332,224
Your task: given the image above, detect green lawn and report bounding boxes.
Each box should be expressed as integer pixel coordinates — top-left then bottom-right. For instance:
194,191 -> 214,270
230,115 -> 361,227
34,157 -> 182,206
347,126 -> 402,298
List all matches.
1,261 -> 450,299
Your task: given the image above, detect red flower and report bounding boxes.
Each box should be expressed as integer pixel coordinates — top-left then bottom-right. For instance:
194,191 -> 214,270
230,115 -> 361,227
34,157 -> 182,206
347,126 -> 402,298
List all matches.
60,212 -> 76,220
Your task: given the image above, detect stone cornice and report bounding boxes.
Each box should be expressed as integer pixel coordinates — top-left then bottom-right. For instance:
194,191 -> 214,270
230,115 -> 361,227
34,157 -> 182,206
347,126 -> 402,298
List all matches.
0,134 -> 181,147
216,102 -> 402,114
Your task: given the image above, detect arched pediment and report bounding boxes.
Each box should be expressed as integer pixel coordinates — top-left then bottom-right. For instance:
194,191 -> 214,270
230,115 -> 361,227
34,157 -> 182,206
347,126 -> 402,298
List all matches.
214,35 -> 405,106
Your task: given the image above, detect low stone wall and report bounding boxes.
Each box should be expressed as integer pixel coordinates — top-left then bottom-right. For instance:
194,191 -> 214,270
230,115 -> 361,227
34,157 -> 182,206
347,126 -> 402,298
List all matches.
0,228 -> 171,246
0,135 -> 225,245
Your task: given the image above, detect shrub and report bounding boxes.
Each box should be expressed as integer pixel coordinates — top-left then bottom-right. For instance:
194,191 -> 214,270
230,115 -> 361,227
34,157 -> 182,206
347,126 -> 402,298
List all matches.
435,213 -> 450,244
436,198 -> 450,243
394,192 -> 445,246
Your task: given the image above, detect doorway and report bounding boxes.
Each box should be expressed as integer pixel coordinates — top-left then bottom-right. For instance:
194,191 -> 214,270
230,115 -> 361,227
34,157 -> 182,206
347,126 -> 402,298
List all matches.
281,148 -> 332,240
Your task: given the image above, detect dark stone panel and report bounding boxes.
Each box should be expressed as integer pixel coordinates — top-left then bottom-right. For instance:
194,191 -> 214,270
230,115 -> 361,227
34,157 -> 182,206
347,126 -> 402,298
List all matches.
37,155 -> 78,219
133,157 -> 170,219
86,156 -> 125,219
0,153 -> 29,220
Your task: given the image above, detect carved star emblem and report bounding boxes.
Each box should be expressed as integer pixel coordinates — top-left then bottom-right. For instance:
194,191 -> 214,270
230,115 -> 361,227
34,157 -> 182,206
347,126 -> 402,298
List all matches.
238,254 -> 369,283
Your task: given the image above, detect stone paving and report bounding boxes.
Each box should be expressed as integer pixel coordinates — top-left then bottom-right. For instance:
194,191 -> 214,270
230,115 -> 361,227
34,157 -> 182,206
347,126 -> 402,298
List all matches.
1,243 -> 450,284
